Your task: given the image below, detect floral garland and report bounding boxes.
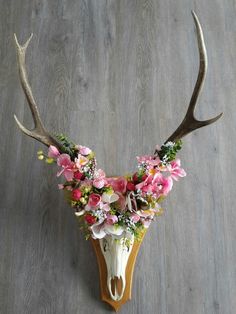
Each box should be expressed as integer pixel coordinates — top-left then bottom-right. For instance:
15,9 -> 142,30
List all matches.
38,136 -> 186,240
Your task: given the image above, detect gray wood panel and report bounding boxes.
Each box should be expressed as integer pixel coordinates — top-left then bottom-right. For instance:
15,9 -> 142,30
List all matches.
0,1 -> 235,313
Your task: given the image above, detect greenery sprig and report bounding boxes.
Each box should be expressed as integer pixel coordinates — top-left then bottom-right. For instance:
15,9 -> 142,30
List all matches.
56,134 -> 78,159
157,140 -> 182,163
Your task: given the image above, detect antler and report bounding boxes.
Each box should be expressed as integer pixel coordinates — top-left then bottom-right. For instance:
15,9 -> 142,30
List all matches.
165,11 -> 222,144
14,34 -> 64,151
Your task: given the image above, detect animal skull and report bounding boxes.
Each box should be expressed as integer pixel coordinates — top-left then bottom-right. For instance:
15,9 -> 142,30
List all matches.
99,232 -> 134,301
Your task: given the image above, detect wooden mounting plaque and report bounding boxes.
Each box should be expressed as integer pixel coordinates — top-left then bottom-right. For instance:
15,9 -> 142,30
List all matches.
91,231 -> 146,311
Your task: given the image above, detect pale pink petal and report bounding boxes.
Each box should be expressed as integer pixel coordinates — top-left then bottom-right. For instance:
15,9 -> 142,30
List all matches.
57,154 -> 72,167
93,178 -> 106,189
106,214 -> 118,225
79,145 -> 92,155
64,169 -> 74,181
48,145 -> 60,158
75,155 -> 89,168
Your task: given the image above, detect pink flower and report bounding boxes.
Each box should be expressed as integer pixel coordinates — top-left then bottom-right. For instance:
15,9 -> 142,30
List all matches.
93,169 -> 107,188
168,159 -> 186,181
136,155 -> 160,167
107,177 -> 127,193
48,145 -> 60,158
79,145 -> 92,155
96,169 -> 106,178
100,202 -> 110,212
75,154 -> 89,169
130,213 -> 140,223
93,178 -> 106,189
58,184 -> 64,190
106,214 -> 118,225
72,189 -> 82,200
57,154 -> 74,181
135,175 -> 153,192
88,193 -> 101,208
153,173 -> 173,196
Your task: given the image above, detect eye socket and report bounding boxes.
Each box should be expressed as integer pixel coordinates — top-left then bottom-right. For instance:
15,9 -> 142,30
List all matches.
103,239 -> 108,252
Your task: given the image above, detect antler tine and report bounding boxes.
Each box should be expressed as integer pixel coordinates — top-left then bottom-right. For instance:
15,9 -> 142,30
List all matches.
165,11 -> 223,144
13,34 -> 63,150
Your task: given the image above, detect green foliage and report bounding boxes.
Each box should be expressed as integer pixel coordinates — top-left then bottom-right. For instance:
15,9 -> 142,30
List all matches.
158,140 -> 182,163
56,133 -> 78,159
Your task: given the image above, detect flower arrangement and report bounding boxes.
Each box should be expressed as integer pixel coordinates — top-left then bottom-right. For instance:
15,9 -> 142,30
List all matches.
38,135 -> 186,240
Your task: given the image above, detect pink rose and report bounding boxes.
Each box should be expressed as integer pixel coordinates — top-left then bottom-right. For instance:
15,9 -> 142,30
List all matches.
106,214 -> 118,225
88,193 -> 101,207
72,189 -> 82,200
79,145 -> 92,155
48,145 -> 60,158
95,169 -> 106,179
93,178 -> 106,189
107,177 -> 127,193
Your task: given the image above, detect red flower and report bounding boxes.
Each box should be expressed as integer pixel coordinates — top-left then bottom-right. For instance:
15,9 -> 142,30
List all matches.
74,171 -> 84,180
132,173 -> 139,183
84,214 -> 97,225
127,182 -> 135,191
72,188 -> 82,200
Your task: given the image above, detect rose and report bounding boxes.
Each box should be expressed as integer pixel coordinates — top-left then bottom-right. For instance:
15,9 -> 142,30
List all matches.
106,214 -> 118,225
132,173 -> 139,183
84,214 -> 97,225
72,188 -> 82,201
93,169 -> 107,189
127,182 -> 135,191
107,177 -> 127,193
93,178 -> 106,189
74,171 -> 84,180
88,193 -> 101,207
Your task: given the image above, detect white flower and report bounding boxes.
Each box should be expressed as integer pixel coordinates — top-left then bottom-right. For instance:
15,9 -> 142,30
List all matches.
102,192 -> 119,204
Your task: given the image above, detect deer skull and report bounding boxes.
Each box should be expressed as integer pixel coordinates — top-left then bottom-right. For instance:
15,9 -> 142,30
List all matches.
99,232 -> 134,301
13,11 -> 222,309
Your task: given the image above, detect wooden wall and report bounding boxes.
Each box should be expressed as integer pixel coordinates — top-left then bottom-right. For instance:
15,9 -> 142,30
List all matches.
0,1 -> 235,313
